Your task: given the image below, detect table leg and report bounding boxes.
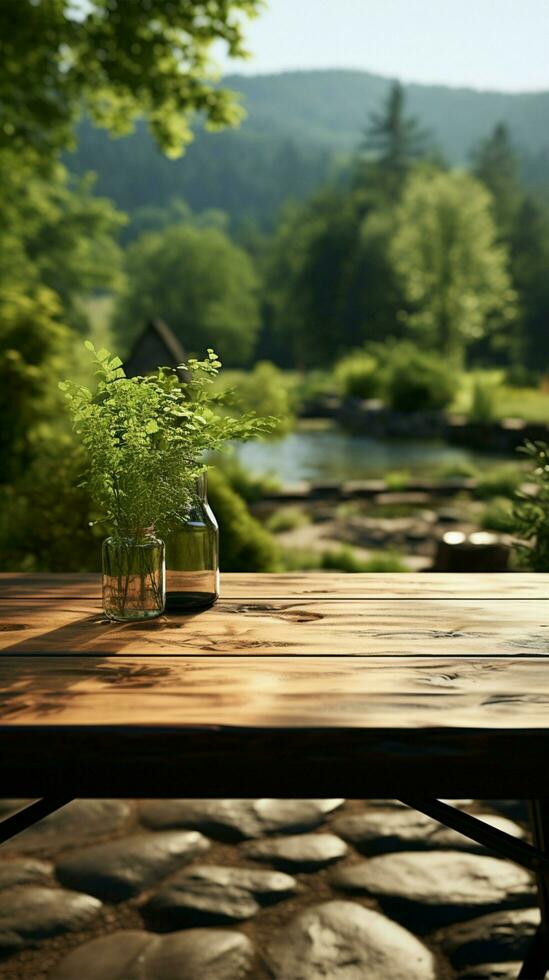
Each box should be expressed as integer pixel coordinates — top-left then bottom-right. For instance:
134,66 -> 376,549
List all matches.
518,801 -> 549,980
0,797 -> 72,846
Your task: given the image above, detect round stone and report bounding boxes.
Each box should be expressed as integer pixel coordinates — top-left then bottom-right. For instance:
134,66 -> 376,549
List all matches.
333,809 -> 523,855
432,907 -> 540,968
56,830 -> 209,901
3,800 -> 131,854
0,857 -> 53,891
50,928 -> 254,980
139,798 -> 343,840
331,851 -> 535,930
241,832 -> 348,871
143,864 -> 297,928
265,900 -> 437,980
0,885 -> 101,953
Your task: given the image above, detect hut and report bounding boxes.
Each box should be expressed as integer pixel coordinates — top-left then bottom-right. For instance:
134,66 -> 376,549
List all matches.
124,319 -> 185,377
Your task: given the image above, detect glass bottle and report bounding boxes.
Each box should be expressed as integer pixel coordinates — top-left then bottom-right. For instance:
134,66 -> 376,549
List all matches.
165,472 -> 220,612
102,530 -> 165,622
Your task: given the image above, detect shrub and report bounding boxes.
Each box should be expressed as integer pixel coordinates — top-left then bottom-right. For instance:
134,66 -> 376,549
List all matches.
385,470 -> 410,491
217,457 -> 280,504
266,506 -> 310,533
336,351 -> 383,400
468,377 -> 498,423
384,344 -> 454,412
513,440 -> 549,570
207,469 -> 281,572
474,465 -> 522,500
320,545 -> 407,573
481,497 -> 515,534
232,361 -> 295,436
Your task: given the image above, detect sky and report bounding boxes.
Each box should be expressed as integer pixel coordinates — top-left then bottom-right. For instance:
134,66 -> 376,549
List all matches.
217,0 -> 549,93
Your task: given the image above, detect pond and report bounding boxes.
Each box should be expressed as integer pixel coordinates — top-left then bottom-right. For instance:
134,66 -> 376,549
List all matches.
235,424 -> 514,483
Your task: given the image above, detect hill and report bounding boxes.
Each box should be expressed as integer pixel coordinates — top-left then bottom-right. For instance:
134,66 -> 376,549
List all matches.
67,69 -> 549,228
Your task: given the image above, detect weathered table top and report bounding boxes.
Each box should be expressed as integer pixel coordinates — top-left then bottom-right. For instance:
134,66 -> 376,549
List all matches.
1,572 -> 548,797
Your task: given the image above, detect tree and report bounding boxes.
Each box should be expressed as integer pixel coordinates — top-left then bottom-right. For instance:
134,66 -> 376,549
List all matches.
0,0 -> 262,158
359,82 -> 431,194
510,196 -> 549,371
114,225 -> 260,365
390,169 -> 516,363
472,123 -> 522,237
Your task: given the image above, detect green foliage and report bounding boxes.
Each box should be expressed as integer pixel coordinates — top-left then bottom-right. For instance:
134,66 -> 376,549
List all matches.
0,443 -> 100,572
266,507 -> 310,534
384,343 -> 454,413
321,546 -> 406,573
468,377 -> 498,423
513,441 -> 549,570
0,0 -> 262,158
207,470 -> 281,572
474,464 -> 522,500
472,123 -> 522,237
60,343 -> 273,534
336,351 -> 382,400
216,458 -> 280,504
390,169 -> 516,363
232,362 -> 296,435
481,497 -> 515,534
114,224 -> 260,365
384,470 -> 411,491
359,81 -> 431,195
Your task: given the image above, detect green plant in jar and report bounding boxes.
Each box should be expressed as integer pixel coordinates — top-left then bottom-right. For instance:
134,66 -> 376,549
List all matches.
60,342 -> 273,619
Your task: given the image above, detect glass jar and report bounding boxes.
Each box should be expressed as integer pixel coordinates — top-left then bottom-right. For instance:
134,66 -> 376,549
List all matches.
102,531 -> 165,622
165,472 -> 220,612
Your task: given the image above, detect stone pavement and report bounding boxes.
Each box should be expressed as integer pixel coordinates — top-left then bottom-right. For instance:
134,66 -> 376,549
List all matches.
0,799 -> 538,979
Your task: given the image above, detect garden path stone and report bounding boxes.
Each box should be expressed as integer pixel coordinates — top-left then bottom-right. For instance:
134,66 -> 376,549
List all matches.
0,857 -> 52,891
333,809 -> 523,855
3,800 -> 131,854
432,908 -> 540,968
241,832 -> 348,870
331,851 -> 535,931
458,965 -> 523,979
483,801 -> 529,823
50,928 -> 254,980
56,830 -> 209,901
0,885 -> 101,953
143,864 -> 297,928
139,798 -> 343,840
265,900 -> 437,980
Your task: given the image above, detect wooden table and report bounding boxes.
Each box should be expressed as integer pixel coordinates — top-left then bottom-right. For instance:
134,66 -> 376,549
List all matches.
1,572 -> 549,978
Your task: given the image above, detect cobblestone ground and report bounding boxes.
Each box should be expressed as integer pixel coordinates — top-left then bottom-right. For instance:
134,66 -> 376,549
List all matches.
0,799 -> 537,979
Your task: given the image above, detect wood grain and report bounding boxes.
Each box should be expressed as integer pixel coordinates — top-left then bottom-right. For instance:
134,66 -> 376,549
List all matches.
1,597 -> 547,658
3,654 -> 549,729
2,571 -> 549,600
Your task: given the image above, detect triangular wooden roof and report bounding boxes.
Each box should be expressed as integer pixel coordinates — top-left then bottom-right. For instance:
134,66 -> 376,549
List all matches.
124,319 -> 186,377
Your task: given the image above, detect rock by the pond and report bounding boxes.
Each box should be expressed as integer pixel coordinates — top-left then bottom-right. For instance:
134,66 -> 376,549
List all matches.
143,864 -> 297,928
56,830 -> 209,902
0,885 -> 101,953
265,900 -> 437,980
139,798 -> 343,840
49,928 -> 254,980
333,809 -> 523,855
0,857 -> 52,891
241,832 -> 348,871
4,800 -> 131,854
331,851 -> 534,931
458,965 -> 523,980
432,907 -> 540,968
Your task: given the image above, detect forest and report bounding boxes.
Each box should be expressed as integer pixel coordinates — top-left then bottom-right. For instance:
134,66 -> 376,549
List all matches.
1,1 -> 549,575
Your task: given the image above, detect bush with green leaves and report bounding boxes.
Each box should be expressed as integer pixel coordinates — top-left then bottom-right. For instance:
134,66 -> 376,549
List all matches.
384,343 -> 454,412
336,351 -> 383,400
513,441 -> 549,570
60,342 -> 273,536
207,470 -> 281,572
468,377 -> 498,423
474,464 -> 522,500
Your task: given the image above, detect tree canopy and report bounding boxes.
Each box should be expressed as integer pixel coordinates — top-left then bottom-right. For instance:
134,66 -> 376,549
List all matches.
114,224 -> 260,364
0,0 -> 262,158
390,169 -> 516,363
